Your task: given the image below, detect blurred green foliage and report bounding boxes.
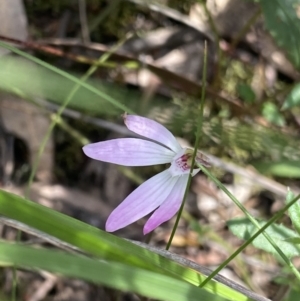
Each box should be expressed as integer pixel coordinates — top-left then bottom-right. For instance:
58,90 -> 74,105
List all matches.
253,160 -> 300,178
236,83 -> 256,103
283,84 -> 300,109
259,0 -> 300,69
1,0 -> 300,299
228,217 -> 300,259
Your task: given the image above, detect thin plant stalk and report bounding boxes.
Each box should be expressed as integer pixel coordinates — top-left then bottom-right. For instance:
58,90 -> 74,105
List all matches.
25,36 -> 132,197
197,0 -> 222,87
166,41 -> 208,250
200,192 -> 300,287
199,164 -> 300,284
231,8 -> 262,50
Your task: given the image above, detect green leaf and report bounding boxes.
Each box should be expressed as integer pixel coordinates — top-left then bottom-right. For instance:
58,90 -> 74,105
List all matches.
252,160 -> 300,178
0,241 -> 225,301
0,189 -> 250,301
228,217 -> 300,258
236,84 -> 256,103
286,190 -> 300,234
262,102 -> 286,126
283,289 -> 300,301
259,0 -> 300,68
284,237 -> 300,244
282,84 -> 300,110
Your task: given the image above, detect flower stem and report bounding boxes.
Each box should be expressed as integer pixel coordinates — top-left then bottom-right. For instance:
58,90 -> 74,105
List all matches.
166,41 -> 208,250
200,191 -> 300,287
199,164 -> 300,284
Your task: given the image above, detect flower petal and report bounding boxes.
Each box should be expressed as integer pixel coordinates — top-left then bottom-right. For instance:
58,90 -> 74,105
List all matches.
143,175 -> 189,234
83,138 -> 175,166
169,148 -> 201,177
106,170 -> 178,232
124,115 -> 182,153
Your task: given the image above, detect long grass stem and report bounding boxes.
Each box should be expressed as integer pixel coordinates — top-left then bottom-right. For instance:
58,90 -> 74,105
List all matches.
166,41 -> 208,250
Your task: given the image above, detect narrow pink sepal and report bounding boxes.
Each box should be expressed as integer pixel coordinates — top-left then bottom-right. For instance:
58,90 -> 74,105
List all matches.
83,138 -> 174,166
106,170 -> 178,232
143,174 -> 189,234
124,115 -> 182,153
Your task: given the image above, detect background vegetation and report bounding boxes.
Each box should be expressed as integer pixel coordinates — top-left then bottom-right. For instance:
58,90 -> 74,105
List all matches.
0,0 -> 300,300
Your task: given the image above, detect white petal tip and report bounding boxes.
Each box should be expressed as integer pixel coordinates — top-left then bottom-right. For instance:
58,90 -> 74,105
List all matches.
105,229 -> 113,233
105,221 -> 119,232
143,220 -> 162,235
105,226 -> 115,232
143,227 -> 152,235
82,145 -> 92,156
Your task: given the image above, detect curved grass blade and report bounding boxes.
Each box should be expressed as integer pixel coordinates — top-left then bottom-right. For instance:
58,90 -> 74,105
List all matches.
0,40 -> 133,113
0,241 -> 227,301
0,189 -> 251,301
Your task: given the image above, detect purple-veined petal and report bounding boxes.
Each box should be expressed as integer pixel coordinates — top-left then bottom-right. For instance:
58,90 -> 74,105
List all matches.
106,169 -> 178,232
83,138 -> 175,166
143,174 -> 189,234
124,115 -> 182,153
169,148 -> 201,177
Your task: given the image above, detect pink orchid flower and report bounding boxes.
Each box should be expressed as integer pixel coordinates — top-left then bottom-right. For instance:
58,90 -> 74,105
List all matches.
83,115 -> 210,234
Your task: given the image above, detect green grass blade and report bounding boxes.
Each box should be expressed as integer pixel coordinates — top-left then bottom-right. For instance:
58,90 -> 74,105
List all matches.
199,165 -> 300,283
0,241 -> 227,301
253,160 -> 300,178
0,189 -> 251,301
286,189 -> 300,235
0,41 -> 133,114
